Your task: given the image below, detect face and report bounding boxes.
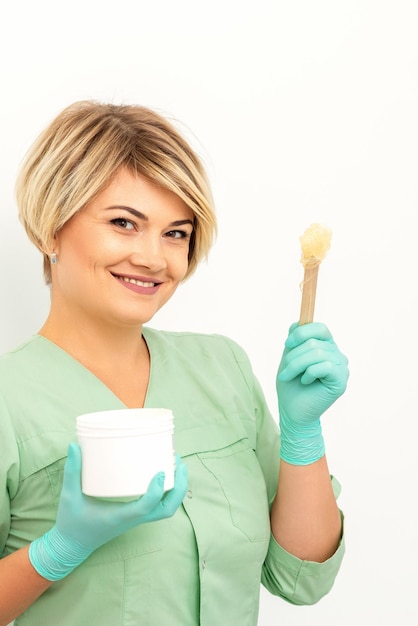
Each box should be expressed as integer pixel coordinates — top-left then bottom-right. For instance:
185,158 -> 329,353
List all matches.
52,168 -> 194,329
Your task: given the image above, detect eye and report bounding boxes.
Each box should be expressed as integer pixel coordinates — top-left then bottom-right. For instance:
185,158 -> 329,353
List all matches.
111,218 -> 135,230
165,229 -> 190,239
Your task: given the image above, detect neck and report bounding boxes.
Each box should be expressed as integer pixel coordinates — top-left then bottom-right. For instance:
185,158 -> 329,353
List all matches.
38,312 -> 147,371
39,302 -> 152,407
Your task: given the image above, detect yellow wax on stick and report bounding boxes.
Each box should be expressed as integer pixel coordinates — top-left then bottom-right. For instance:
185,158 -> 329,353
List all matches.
299,223 -> 332,325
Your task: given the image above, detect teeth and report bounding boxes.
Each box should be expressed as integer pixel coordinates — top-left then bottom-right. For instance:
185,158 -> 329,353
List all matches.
121,277 -> 155,287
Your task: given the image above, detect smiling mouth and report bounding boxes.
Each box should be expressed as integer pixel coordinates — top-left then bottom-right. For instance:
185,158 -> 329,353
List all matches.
113,274 -> 160,288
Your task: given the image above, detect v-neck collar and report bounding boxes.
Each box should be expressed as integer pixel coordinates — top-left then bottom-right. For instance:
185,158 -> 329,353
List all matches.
33,328 -> 158,409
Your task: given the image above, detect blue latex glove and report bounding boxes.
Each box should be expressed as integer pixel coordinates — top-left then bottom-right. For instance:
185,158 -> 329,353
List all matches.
29,442 -> 188,581
276,322 -> 349,465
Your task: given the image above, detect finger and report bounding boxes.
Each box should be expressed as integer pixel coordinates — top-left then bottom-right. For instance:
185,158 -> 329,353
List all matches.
161,452 -> 183,494
133,471 -> 166,515
159,462 -> 188,516
58,442 -> 84,514
301,361 -> 349,392
286,322 -> 333,349
165,458 -> 188,497
279,346 -> 342,382
174,459 -> 188,492
283,337 -> 340,364
287,321 -> 299,335
300,361 -> 336,385
63,442 -> 82,489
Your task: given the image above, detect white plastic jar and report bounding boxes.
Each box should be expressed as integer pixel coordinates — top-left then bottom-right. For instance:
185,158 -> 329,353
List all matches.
76,408 -> 175,497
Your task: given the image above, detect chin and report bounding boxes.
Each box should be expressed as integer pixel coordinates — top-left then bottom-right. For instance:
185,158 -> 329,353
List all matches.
119,311 -> 157,327
112,299 -> 169,327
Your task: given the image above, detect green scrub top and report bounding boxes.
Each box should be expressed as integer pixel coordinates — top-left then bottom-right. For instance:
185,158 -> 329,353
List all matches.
0,328 -> 344,625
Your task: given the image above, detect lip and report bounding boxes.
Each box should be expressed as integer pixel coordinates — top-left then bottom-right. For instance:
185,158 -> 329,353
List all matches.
111,272 -> 163,296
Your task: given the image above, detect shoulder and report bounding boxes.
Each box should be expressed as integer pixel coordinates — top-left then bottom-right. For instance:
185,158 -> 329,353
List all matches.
143,327 -> 255,386
0,336 -> 39,367
0,336 -> 53,392
144,326 -> 249,360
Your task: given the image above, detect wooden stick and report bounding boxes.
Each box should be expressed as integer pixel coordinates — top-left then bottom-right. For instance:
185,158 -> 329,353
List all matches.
299,263 -> 319,325
298,223 -> 332,325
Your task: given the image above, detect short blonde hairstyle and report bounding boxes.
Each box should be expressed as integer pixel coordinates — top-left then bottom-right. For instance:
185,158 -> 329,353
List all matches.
16,100 -> 217,284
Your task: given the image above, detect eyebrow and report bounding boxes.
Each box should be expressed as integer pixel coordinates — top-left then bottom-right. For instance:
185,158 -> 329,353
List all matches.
105,205 -> 194,228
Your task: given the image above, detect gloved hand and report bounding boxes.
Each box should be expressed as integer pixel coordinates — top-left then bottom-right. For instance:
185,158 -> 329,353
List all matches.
29,442 -> 188,581
276,322 -> 349,465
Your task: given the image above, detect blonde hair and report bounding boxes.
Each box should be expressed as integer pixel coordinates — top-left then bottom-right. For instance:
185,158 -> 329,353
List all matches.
16,100 -> 217,284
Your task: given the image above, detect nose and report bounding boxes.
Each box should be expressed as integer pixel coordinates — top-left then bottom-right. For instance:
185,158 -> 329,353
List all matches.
129,234 -> 167,273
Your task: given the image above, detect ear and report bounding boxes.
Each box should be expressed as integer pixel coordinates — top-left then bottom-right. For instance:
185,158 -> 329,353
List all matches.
53,232 -> 59,252
40,232 -> 59,257
47,233 -> 60,257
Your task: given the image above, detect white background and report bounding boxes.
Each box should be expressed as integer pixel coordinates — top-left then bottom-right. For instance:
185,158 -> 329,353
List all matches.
1,1 -> 417,624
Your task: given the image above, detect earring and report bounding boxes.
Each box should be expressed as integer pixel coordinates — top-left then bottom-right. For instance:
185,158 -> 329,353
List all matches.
50,252 -> 57,265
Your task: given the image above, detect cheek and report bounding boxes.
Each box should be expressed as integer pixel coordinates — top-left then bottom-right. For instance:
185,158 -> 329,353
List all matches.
62,232 -> 120,267
174,250 -> 190,280
56,237 -> 101,287
95,237 -> 126,258
164,241 -> 189,275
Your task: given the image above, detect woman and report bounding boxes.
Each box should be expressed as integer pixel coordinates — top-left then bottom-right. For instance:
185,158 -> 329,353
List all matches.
0,101 -> 349,625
